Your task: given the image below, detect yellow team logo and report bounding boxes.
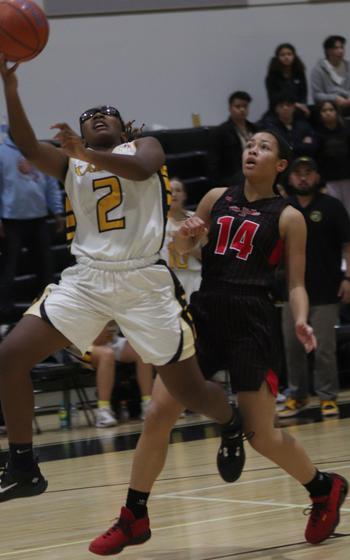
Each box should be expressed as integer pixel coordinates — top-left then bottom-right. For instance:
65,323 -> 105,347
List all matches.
75,163 -> 102,176
168,239 -> 189,269
310,210 -> 322,223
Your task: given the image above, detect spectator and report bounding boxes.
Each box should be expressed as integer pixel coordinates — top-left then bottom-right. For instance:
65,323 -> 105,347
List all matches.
279,156 -> 350,419
265,43 -> 309,117
311,35 -> 350,115
209,91 -> 256,185
258,92 -> 318,158
160,178 -> 202,302
0,134 -> 64,322
69,322 -> 154,427
315,100 -> 350,216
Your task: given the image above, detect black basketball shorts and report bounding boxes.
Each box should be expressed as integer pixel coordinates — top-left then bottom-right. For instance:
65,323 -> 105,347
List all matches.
190,284 -> 282,393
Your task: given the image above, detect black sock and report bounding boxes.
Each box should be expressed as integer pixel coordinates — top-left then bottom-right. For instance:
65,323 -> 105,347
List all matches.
303,470 -> 332,497
9,443 -> 35,471
126,488 -> 150,519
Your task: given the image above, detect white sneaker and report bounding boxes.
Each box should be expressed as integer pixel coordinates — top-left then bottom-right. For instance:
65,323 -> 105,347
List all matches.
140,400 -> 151,420
95,408 -> 118,428
276,392 -> 287,404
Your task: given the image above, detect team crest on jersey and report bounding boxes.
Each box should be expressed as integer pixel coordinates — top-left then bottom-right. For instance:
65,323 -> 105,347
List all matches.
74,163 -> 102,176
229,205 -> 261,217
310,210 -> 322,223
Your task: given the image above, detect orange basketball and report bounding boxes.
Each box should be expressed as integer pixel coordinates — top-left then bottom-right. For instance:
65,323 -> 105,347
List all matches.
0,0 -> 49,62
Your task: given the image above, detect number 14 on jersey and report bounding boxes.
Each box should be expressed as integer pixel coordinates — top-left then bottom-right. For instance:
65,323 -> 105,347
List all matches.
214,216 -> 259,260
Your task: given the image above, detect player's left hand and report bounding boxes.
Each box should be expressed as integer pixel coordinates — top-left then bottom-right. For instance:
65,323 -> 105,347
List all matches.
295,322 -> 317,353
177,216 -> 208,239
0,53 -> 19,93
338,279 -> 350,304
51,123 -> 87,160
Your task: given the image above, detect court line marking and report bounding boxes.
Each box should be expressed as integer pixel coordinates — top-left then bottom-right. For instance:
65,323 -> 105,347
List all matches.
154,463 -> 350,497
155,492 -> 350,512
39,458 -> 350,495
0,505 -> 293,557
2,468 -> 350,556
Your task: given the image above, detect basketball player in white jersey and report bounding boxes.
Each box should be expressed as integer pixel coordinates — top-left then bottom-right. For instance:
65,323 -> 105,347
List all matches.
0,55 -> 242,503
160,178 -> 202,301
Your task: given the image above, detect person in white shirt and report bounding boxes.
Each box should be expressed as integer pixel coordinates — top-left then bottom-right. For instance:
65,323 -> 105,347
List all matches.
160,178 -> 202,302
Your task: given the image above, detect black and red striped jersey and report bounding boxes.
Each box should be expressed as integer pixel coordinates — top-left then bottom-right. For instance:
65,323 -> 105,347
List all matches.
201,184 -> 289,287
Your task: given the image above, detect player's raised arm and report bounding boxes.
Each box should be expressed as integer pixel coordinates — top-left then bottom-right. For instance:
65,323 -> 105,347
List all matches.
174,187 -> 226,254
53,119 -> 165,182
0,54 -> 68,182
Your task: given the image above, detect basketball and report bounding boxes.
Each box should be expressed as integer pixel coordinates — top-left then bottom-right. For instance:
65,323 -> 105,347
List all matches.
0,0 -> 49,62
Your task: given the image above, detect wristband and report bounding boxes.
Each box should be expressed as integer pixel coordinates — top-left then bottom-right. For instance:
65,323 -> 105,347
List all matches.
343,277 -> 350,281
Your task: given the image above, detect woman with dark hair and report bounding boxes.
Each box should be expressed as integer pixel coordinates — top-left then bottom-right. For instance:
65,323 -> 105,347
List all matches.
90,131 -> 347,556
315,100 -> 350,215
266,43 -> 309,116
0,55 -> 240,503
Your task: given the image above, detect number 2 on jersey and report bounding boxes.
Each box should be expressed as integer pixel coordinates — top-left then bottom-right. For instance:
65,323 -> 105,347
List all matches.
215,216 -> 259,260
93,176 -> 125,232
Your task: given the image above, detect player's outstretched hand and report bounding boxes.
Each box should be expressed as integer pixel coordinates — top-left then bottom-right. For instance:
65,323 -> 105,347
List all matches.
0,53 -> 19,91
295,322 -> 317,354
177,216 -> 208,239
51,123 -> 86,159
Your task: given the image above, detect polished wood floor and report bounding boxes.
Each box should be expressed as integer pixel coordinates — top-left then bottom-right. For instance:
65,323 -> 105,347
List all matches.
1,405 -> 350,559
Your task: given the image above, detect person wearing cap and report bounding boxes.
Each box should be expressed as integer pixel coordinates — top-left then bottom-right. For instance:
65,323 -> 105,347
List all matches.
311,36 -> 350,114
279,156 -> 350,418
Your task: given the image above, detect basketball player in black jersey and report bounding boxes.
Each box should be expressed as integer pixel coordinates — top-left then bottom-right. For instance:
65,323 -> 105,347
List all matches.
90,131 -> 347,555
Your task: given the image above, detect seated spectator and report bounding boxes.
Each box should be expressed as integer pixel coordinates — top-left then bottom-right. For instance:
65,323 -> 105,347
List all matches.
0,133 -> 64,323
69,322 -> 154,427
258,93 -> 318,158
315,100 -> 350,216
265,43 -> 309,117
160,178 -> 202,302
311,35 -> 350,115
278,157 -> 350,419
209,91 -> 256,185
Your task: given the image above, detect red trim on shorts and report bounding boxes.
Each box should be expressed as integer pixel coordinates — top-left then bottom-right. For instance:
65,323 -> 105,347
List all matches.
268,239 -> 284,266
265,368 -> 279,397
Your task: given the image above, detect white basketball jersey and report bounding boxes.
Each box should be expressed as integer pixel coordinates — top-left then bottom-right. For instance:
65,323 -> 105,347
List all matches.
64,142 -> 171,262
160,211 -> 202,272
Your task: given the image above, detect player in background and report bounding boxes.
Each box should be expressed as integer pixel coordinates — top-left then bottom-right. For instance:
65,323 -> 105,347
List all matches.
160,178 -> 203,302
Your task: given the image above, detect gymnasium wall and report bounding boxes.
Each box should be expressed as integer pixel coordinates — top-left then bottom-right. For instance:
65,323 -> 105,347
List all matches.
0,1 -> 349,136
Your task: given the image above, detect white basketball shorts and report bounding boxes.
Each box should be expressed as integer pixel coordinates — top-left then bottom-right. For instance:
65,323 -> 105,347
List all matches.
25,258 -> 195,366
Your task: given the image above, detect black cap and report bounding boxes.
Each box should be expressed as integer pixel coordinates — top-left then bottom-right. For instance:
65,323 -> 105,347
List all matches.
289,156 -> 318,173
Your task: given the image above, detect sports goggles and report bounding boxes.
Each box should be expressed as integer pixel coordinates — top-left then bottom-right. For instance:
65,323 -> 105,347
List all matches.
79,106 -> 121,124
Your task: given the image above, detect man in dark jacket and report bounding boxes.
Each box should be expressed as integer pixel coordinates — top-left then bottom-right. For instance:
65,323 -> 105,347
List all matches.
209,91 -> 256,186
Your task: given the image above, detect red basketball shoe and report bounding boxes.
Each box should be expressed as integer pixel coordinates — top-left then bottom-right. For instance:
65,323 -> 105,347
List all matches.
89,506 -> 151,555
304,473 -> 348,544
